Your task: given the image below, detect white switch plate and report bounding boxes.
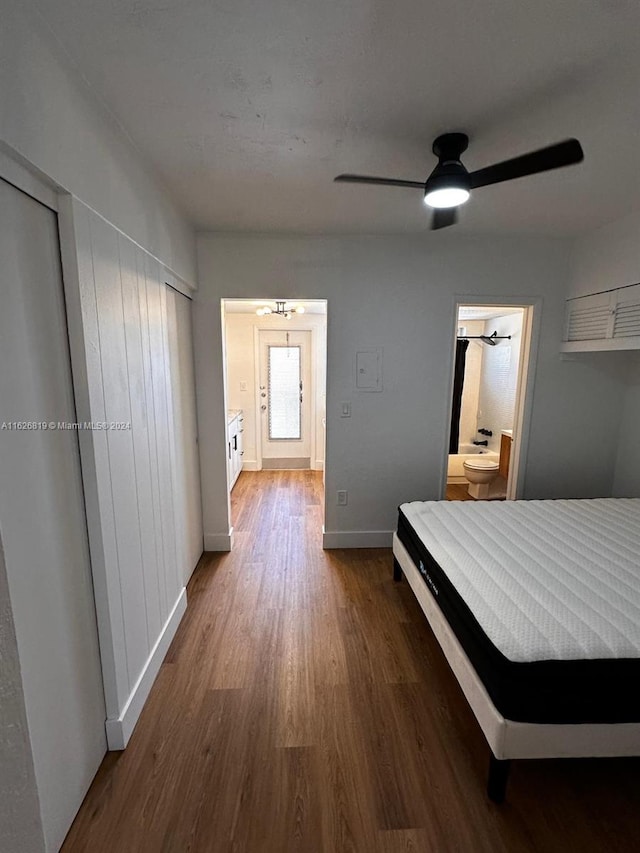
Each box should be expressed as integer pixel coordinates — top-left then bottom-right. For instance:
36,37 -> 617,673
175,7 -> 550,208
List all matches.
240,380 -> 248,391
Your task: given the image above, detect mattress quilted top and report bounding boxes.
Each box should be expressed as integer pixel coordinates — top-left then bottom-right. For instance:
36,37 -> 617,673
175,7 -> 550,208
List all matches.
400,498 -> 640,663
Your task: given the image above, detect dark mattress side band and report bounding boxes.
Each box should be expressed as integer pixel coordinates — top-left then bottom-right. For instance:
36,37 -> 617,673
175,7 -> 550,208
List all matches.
397,507 -> 640,724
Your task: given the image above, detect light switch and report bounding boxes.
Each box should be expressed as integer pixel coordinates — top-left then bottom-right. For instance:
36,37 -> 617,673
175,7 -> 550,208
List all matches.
240,380 -> 248,391
356,348 -> 383,392
341,401 -> 351,417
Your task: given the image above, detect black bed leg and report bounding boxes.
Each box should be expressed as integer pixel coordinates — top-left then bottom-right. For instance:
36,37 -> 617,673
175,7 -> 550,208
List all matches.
393,558 -> 403,582
487,756 -> 511,803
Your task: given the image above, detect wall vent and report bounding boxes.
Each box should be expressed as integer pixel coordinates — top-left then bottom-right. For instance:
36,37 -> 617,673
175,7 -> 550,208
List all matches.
566,304 -> 610,341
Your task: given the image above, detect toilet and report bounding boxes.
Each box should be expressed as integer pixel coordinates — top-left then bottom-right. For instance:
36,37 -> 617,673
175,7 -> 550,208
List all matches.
462,458 -> 500,499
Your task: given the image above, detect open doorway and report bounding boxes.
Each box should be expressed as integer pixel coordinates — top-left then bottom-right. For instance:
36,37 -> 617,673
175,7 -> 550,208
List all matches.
445,302 -> 535,501
222,299 -> 327,529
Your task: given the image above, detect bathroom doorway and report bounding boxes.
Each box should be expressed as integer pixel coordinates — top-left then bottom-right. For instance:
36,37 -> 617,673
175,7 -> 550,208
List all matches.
444,302 -> 536,501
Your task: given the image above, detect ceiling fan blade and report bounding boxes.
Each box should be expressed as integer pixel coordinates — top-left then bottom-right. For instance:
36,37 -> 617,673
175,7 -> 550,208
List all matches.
334,174 -> 425,189
431,207 -> 458,230
468,139 -> 584,189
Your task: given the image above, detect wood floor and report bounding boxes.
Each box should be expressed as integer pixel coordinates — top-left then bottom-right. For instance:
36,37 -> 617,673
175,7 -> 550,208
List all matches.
445,483 -> 476,500
63,471 -> 640,852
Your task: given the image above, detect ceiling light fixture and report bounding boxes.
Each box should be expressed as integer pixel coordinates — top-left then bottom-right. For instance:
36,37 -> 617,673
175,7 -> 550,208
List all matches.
256,300 -> 305,319
423,170 -> 471,209
423,186 -> 470,209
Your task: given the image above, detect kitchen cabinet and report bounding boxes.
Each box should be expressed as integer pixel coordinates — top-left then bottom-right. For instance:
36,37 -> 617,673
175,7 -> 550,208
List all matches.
499,432 -> 512,480
227,410 -> 244,490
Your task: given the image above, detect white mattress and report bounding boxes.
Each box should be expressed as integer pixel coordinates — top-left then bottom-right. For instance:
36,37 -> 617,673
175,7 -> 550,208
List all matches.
400,498 -> 640,663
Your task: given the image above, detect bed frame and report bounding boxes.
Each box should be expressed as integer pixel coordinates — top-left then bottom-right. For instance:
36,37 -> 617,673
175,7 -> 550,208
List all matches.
392,532 -> 640,802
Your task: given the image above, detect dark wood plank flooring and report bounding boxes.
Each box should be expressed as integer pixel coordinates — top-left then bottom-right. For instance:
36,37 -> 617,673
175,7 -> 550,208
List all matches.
63,471 -> 640,852
446,483 -> 476,500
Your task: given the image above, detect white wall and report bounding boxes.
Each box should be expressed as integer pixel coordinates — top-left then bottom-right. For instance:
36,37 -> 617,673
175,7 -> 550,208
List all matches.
0,0 -> 195,285
195,233 -> 627,548
613,357 -> 640,496
60,198 -> 201,749
476,313 -> 523,453
570,212 -> 640,498
569,209 -> 640,300
224,311 -> 327,470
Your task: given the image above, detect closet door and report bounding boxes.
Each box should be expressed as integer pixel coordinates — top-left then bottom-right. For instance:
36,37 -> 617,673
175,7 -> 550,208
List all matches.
0,178 -> 105,853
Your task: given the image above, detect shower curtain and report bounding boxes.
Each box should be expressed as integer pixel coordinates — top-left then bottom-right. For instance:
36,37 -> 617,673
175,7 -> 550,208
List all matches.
449,338 -> 469,453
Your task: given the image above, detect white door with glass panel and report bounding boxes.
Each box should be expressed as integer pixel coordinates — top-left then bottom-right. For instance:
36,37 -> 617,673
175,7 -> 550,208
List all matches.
259,330 -> 312,467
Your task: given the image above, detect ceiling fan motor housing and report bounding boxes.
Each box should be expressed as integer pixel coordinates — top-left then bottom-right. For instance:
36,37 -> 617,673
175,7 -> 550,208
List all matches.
432,132 -> 469,160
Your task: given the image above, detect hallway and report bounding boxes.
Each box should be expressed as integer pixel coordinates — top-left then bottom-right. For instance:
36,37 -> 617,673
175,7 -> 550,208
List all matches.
63,472 -> 640,852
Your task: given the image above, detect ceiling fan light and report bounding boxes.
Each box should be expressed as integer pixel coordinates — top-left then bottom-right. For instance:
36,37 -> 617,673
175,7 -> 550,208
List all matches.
424,186 -> 470,209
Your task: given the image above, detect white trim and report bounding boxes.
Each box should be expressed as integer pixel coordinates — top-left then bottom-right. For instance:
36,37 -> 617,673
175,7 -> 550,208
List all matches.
104,588 -> 187,750
322,528 -> 393,549
203,529 -> 234,551
560,336 -> 640,353
313,459 -> 324,471
240,459 -> 260,471
507,302 -> 540,500
0,140 -> 60,211
393,534 -> 640,760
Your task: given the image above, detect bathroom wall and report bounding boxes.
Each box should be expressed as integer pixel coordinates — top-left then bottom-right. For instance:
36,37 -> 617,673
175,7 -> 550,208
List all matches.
476,312 -> 524,452
457,320 -> 485,448
225,310 -> 327,470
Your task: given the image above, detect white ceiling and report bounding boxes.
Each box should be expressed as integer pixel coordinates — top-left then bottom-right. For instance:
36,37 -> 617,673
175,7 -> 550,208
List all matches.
26,0 -> 640,236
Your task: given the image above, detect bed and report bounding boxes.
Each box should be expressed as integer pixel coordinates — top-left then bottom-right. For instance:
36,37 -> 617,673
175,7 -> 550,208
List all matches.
392,497 -> 640,801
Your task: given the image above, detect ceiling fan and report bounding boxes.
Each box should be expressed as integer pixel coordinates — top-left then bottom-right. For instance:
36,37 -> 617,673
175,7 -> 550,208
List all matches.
334,133 -> 584,230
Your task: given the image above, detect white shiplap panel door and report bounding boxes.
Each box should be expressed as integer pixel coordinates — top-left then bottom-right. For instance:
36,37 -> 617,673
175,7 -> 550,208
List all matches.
61,198 -> 190,750
143,255 -> 179,620
118,234 -> 161,646
142,253 -> 170,620
90,214 -> 148,690
70,203 -> 129,718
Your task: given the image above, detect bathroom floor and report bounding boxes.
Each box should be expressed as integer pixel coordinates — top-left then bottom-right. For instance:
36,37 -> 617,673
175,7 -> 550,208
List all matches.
446,484 -> 476,501
446,476 -> 508,501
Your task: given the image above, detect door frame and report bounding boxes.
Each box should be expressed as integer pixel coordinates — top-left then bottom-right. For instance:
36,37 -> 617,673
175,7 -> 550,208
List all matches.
253,324 -> 320,471
441,296 -> 542,500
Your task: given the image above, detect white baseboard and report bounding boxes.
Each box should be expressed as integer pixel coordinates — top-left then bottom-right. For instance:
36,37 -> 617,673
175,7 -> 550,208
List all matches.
241,460 -> 260,471
105,587 -> 187,750
312,460 -> 324,471
322,528 -> 393,549
203,529 -> 234,551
